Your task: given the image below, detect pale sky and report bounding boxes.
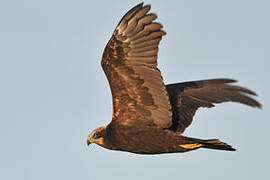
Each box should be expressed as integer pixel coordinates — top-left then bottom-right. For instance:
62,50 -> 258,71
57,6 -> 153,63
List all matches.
0,0 -> 269,180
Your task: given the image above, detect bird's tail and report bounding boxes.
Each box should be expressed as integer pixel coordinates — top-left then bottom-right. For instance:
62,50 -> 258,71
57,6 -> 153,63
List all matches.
180,137 -> 236,151
199,139 -> 236,151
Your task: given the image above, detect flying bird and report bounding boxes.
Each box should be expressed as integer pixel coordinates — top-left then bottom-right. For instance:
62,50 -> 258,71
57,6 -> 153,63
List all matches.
87,3 -> 261,154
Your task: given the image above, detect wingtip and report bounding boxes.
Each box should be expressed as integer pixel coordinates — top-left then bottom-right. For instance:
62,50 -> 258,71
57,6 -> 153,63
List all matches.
255,102 -> 263,109
213,78 -> 260,97
217,78 -> 238,83
136,2 -> 144,7
226,78 -> 238,83
134,2 -> 152,13
131,2 -> 144,13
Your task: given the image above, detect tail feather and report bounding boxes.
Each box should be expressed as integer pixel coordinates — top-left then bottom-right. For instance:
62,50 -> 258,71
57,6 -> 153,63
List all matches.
199,139 -> 236,151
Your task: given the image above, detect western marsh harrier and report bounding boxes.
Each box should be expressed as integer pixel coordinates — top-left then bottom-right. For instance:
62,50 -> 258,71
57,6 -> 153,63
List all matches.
87,3 -> 261,154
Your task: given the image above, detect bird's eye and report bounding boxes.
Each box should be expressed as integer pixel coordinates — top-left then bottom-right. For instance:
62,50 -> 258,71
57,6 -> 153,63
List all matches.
93,132 -> 100,139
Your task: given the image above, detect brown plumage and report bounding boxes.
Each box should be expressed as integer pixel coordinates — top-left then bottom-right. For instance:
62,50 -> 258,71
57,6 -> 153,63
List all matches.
87,3 -> 261,154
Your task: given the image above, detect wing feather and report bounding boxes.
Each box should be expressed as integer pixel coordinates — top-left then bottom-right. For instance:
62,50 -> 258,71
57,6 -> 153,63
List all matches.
102,3 -> 172,128
166,79 -> 261,133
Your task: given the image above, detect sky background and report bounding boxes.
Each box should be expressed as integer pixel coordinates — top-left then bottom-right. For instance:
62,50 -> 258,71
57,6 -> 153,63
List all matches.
0,0 -> 269,179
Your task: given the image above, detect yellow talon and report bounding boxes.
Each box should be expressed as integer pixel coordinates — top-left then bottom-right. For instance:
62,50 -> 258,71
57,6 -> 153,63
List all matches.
179,143 -> 202,149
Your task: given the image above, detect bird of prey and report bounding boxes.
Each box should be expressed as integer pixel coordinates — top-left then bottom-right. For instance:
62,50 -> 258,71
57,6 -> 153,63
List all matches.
87,3 -> 261,154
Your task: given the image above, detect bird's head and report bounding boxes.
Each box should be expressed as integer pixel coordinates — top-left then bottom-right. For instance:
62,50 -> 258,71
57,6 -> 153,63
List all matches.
87,126 -> 107,146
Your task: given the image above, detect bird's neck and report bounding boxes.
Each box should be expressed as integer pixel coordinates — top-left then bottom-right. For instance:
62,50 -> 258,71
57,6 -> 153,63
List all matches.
96,126 -> 119,150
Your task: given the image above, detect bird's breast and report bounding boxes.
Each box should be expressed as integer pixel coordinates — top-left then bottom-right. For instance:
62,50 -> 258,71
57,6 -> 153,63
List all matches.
106,124 -> 176,154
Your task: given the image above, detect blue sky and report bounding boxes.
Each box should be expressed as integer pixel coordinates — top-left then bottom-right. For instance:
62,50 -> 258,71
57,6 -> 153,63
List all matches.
0,0 -> 269,179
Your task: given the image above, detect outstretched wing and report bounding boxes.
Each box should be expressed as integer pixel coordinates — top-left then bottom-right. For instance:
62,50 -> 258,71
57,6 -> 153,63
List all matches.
101,3 -> 172,128
166,79 -> 261,133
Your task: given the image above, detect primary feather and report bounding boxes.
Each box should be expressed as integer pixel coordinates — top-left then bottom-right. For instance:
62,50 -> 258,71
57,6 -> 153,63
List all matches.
101,3 -> 172,128
166,79 -> 261,133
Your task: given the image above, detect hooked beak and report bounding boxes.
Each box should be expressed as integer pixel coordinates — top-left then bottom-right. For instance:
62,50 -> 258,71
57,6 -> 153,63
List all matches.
87,136 -> 94,146
87,139 -> 91,146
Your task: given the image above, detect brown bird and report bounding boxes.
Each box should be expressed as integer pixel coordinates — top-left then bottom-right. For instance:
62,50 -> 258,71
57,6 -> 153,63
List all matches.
87,3 -> 261,154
